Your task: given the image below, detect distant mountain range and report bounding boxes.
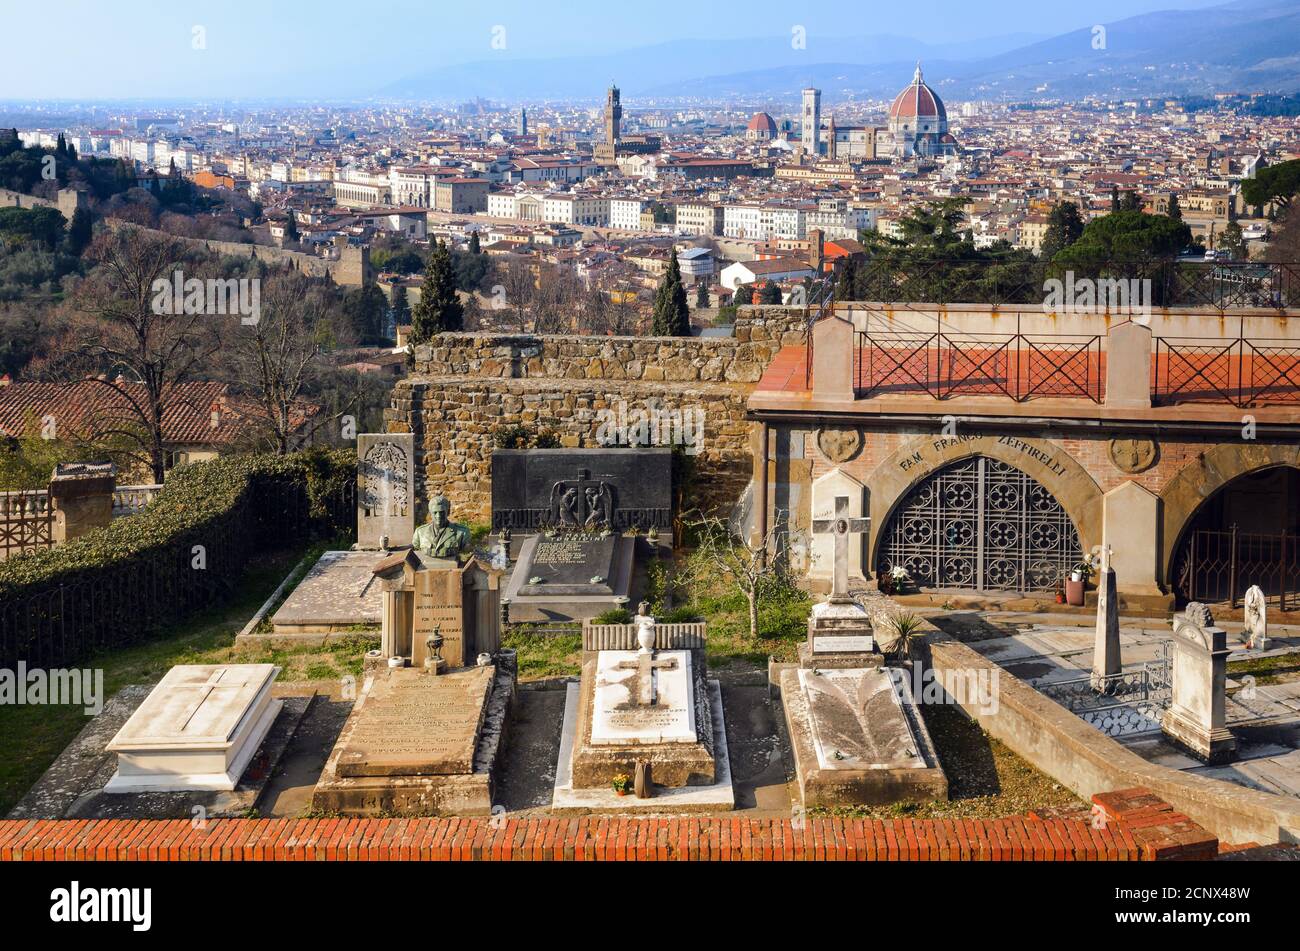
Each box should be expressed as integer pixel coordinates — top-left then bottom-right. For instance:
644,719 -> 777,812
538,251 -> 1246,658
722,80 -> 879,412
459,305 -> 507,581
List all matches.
379,0 -> 1300,105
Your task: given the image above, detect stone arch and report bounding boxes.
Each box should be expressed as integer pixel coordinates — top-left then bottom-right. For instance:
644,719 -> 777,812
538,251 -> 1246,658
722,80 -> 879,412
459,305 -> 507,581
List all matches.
1160,443 -> 1300,587
866,434 -> 1103,570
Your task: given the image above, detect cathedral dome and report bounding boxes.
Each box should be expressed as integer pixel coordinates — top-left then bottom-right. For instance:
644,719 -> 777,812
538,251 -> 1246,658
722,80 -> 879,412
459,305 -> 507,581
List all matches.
746,112 -> 778,137
888,63 -> 947,123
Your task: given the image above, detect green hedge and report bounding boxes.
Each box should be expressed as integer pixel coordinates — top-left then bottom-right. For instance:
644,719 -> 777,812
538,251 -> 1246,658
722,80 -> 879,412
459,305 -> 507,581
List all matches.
0,448 -> 355,668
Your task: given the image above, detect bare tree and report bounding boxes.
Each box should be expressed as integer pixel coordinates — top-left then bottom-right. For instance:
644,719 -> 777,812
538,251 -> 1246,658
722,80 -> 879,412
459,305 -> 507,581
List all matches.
223,270 -> 331,454
685,511 -> 791,641
55,226 -> 218,482
495,256 -> 536,332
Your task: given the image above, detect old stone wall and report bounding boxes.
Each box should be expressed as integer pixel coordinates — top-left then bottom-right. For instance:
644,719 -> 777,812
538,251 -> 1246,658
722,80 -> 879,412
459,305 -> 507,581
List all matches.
386,307 -> 808,523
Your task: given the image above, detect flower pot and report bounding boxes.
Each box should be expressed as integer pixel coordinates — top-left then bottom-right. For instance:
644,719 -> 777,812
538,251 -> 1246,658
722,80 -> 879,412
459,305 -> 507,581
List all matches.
1065,578 -> 1085,606
615,789 -> 627,797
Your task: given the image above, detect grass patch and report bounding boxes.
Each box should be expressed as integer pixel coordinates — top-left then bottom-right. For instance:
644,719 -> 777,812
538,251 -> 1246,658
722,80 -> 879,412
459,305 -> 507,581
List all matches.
501,628 -> 583,680
809,704 -> 1085,820
0,546 -> 376,817
1229,650 -> 1300,686
678,553 -> 812,668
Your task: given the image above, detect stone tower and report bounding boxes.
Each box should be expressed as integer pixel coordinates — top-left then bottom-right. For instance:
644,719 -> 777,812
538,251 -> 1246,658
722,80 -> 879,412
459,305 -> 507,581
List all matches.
604,85 -> 622,145
518,108 -> 528,136
801,87 -> 821,158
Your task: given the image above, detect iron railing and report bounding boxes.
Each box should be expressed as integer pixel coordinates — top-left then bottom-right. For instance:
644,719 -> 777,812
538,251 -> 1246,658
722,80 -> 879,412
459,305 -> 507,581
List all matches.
853,314 -> 1104,402
845,257 -> 1300,312
1175,527 -> 1298,610
1153,335 -> 1300,407
1037,643 -> 1173,739
802,274 -> 836,390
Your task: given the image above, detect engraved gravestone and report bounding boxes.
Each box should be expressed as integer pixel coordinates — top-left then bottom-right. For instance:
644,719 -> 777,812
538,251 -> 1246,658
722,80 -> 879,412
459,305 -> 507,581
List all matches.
357,434 -> 414,549
336,666 -> 493,777
491,448 -> 673,533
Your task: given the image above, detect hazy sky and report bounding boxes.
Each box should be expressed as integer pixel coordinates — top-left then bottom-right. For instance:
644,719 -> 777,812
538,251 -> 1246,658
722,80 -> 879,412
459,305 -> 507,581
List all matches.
0,0 -> 1234,100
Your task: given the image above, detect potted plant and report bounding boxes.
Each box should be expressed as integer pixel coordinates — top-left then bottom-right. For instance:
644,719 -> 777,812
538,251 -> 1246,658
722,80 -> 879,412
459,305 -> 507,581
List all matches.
1065,558 -> 1093,606
611,773 -> 631,797
879,565 -> 910,596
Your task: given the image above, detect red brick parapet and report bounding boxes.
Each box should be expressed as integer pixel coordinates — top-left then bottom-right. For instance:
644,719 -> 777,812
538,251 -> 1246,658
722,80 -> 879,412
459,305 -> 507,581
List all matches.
0,789 -> 1221,861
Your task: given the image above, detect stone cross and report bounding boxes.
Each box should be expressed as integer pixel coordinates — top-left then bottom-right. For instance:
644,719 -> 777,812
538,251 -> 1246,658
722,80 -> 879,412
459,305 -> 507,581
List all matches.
171,668 -> 244,732
615,652 -> 678,707
812,496 -> 870,600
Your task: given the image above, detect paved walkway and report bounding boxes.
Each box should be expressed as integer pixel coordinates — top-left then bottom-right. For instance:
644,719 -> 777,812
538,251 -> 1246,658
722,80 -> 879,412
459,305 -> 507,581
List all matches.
925,609 -> 1300,800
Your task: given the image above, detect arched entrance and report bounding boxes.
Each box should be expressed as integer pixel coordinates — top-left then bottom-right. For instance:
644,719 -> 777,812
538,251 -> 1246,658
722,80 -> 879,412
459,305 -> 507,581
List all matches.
1171,465 -> 1300,608
876,456 -> 1083,592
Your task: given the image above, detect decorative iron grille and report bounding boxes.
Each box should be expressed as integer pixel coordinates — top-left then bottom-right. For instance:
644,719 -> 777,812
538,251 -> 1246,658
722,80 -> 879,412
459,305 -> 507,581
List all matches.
877,457 -> 1082,592
1037,643 -> 1173,739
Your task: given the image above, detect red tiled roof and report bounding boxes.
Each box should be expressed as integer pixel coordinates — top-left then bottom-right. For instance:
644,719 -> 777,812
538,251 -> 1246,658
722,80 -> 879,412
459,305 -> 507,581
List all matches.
0,380 -> 253,445
889,63 -> 946,122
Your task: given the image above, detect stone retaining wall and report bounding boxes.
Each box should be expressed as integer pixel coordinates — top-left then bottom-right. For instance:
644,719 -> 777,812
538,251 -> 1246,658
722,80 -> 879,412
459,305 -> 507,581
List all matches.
387,307 -> 808,523
923,625 -> 1300,845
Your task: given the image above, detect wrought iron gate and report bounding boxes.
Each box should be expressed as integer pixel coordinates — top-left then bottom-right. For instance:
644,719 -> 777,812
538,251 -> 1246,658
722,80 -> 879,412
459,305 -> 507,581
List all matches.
877,457 -> 1082,592
1038,642 -> 1174,738
1174,527 -> 1298,610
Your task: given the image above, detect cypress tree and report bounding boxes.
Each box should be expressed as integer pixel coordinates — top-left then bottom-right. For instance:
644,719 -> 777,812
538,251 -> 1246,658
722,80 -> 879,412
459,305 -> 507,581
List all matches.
695,282 -> 709,308
411,238 -> 463,341
651,248 -> 690,336
468,230 -> 481,254
1166,192 -> 1182,221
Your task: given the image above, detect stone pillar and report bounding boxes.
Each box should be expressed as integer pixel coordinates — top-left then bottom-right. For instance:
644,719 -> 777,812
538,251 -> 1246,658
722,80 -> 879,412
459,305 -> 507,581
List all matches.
812,313 -> 856,402
1162,603 -> 1237,764
1091,553 -> 1121,689
1104,322 -> 1152,409
1102,481 -> 1167,603
48,462 -> 115,544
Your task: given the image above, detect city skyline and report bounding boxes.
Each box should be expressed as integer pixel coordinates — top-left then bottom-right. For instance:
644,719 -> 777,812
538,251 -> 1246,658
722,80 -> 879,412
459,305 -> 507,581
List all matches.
2,0 -> 1237,101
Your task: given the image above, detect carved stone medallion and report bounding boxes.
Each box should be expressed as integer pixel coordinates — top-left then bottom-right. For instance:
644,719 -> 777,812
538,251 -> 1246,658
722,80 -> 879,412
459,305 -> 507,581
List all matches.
816,426 -> 862,464
1108,437 -> 1157,474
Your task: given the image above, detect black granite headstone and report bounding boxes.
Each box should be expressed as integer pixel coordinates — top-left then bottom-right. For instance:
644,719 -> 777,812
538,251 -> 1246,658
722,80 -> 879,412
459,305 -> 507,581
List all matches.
491,448 -> 673,533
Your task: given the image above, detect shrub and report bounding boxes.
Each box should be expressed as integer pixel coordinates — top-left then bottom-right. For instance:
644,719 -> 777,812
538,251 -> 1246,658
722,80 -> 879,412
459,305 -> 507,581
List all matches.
0,448 -> 355,669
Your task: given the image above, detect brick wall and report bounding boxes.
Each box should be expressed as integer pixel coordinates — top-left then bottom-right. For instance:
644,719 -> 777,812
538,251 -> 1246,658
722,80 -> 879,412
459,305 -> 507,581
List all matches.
0,790 -> 1218,861
387,307 -> 808,523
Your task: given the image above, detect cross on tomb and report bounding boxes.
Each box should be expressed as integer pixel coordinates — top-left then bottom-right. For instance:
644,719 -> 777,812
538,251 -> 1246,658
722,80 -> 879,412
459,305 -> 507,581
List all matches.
812,495 -> 870,601
171,668 -> 250,733
615,652 -> 679,707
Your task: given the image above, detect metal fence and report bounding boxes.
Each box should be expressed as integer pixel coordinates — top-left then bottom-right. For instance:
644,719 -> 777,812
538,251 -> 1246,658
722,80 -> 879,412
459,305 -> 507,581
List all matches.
1153,335 -> 1300,407
1037,643 -> 1173,739
846,258 -> 1300,312
854,323 -> 1104,402
1175,527 -> 1298,610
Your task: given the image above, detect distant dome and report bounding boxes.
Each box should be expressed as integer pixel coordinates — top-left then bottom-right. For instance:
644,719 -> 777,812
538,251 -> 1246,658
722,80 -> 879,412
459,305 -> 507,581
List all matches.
888,63 -> 947,123
746,112 -> 778,136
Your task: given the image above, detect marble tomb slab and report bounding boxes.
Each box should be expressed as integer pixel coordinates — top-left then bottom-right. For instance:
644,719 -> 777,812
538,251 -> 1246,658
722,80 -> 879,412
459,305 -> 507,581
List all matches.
269,550 -> 383,634
104,664 -> 283,793
591,649 -> 696,746
799,668 -> 927,771
336,666 -> 493,777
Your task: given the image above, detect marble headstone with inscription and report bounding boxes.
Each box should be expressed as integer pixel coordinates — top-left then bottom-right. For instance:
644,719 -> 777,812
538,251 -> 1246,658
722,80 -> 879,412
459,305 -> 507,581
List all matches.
503,533 -> 636,622
357,433 -> 415,550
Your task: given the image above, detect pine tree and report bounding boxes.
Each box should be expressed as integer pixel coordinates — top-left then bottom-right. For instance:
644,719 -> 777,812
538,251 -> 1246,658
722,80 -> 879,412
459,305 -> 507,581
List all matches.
651,248 -> 691,336
760,281 -> 782,304
1040,201 -> 1084,259
410,238 -> 463,341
